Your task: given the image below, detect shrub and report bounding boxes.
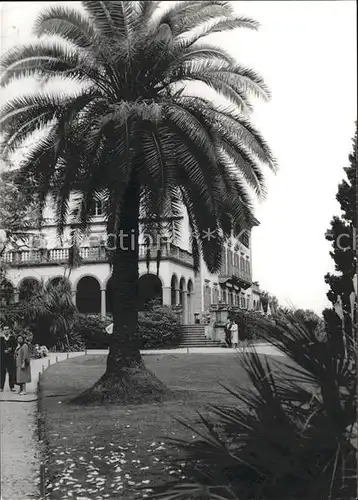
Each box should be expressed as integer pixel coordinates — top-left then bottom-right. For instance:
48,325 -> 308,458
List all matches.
72,305 -> 181,350
72,313 -> 111,349
138,304 -> 181,348
228,309 -> 267,340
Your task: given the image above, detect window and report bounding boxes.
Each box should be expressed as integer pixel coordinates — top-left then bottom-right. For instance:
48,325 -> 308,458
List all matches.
234,253 -> 239,274
239,231 -> 250,248
240,255 -> 244,271
226,249 -> 231,275
220,249 -> 226,274
213,286 -> 219,304
204,284 -> 211,311
91,200 -> 104,216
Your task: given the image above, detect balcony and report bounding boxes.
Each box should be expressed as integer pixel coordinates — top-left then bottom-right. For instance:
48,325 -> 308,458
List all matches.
2,243 -> 194,268
218,269 -> 252,290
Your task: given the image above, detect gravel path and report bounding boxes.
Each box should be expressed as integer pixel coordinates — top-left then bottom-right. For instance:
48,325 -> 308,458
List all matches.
0,353 -> 84,500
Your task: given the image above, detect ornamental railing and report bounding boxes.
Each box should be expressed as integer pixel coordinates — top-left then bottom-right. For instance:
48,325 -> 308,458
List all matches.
2,243 -> 194,268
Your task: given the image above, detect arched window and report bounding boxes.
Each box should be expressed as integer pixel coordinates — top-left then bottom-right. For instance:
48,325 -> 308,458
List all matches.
19,278 -> 41,301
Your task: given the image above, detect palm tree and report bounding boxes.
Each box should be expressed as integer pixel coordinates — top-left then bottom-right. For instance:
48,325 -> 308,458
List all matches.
0,1 -> 275,402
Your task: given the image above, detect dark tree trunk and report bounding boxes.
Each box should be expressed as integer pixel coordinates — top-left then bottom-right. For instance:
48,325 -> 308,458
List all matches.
73,179 -> 170,404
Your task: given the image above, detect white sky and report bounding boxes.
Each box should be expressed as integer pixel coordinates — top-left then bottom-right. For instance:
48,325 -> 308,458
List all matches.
0,1 -> 357,314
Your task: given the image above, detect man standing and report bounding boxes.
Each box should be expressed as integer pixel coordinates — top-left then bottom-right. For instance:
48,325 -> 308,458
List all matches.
0,326 -> 17,392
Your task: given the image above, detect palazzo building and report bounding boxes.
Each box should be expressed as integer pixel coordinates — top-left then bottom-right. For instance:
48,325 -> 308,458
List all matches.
1,196 -> 263,323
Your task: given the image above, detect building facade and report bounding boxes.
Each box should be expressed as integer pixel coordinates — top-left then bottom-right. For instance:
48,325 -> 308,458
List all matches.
1,197 -> 262,323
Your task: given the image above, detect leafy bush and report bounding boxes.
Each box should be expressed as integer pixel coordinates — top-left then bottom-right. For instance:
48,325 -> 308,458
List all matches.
138,304 -> 181,348
155,311 -> 356,500
70,305 -> 181,350
72,314 -> 111,349
228,309 -> 267,340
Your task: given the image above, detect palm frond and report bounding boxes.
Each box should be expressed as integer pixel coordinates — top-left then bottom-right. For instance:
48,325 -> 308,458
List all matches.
33,5 -> 97,48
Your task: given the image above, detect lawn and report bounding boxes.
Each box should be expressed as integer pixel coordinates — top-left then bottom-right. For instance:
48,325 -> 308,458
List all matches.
40,353 -> 285,500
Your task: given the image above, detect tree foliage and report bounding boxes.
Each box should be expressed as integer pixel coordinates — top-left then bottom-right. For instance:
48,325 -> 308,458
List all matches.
324,123 -> 357,314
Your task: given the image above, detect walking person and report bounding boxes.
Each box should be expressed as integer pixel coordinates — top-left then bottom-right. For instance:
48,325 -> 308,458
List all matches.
0,326 -> 17,393
15,334 -> 31,395
231,320 -> 239,348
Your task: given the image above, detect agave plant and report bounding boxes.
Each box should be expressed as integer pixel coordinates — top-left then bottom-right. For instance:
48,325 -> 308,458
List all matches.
152,311 -> 356,500
0,1 -> 275,401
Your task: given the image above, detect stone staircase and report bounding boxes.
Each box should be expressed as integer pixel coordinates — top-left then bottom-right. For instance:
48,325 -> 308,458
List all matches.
179,324 -> 223,348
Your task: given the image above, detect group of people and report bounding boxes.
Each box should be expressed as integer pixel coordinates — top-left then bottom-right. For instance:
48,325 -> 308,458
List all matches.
0,326 -> 31,395
225,319 -> 239,348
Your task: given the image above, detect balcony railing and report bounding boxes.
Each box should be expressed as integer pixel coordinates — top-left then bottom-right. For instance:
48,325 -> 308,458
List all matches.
219,268 -> 252,287
2,243 -> 194,268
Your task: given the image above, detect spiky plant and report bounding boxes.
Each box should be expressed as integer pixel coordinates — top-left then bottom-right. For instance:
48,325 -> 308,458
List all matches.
151,311 -> 356,500
0,1 -> 275,402
22,278 -> 79,350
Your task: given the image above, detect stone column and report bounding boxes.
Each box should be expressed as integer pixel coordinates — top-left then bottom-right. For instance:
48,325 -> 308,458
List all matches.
71,289 -> 76,306
13,288 -> 19,303
100,289 -> 106,319
175,287 -> 180,305
182,289 -> 187,324
162,287 -> 172,306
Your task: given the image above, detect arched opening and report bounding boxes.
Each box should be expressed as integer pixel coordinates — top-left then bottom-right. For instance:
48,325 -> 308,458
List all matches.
0,279 -> 14,306
76,276 -> 101,314
187,279 -> 194,324
179,278 -> 186,307
179,278 -> 186,322
171,275 -> 178,305
19,278 -> 41,301
47,276 -> 71,293
138,274 -> 163,310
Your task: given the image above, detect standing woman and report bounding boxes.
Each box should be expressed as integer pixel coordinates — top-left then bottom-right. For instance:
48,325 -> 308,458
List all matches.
15,334 -> 31,395
231,320 -> 239,349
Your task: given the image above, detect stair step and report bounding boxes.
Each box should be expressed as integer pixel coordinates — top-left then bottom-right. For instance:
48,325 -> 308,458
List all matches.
178,343 -> 222,347
179,340 -> 220,344
181,333 -> 207,337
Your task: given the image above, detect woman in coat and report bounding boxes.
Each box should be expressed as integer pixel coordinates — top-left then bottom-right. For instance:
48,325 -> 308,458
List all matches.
231,320 -> 239,348
15,334 -> 31,395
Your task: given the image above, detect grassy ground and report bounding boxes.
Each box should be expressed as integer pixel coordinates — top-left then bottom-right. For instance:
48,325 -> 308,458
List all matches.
41,353 -> 285,500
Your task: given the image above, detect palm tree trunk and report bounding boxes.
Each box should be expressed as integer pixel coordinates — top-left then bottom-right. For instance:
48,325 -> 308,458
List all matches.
73,179 -> 169,404
106,179 -> 142,372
